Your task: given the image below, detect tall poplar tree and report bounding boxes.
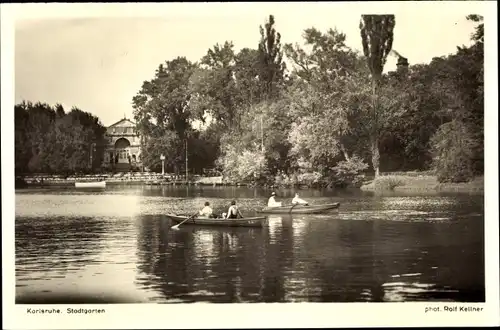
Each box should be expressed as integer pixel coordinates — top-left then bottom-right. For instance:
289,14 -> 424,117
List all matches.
258,14 -> 286,101
359,14 -> 396,177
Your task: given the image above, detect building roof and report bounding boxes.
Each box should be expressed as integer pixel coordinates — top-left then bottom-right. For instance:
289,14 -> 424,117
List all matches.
107,118 -> 136,128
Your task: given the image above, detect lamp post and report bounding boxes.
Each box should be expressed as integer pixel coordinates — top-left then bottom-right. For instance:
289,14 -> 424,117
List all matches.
185,139 -> 188,182
160,154 -> 165,176
260,115 -> 264,152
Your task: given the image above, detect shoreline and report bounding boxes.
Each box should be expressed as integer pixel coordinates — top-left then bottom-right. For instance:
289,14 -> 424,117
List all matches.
15,173 -> 246,188
15,172 -> 485,195
359,174 -> 484,194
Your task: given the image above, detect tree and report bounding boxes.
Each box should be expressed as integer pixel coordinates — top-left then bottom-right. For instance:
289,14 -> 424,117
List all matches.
217,143 -> 267,183
66,107 -> 107,169
25,102 -> 57,173
14,101 -> 106,174
258,14 -> 286,101
466,14 -> 483,44
213,16 -> 290,181
430,119 -> 477,182
378,64 -> 442,171
45,115 -> 89,173
428,15 -> 484,181
359,15 -> 396,177
55,103 -> 65,118
15,102 -> 32,174
132,57 -> 198,173
234,47 -> 263,106
189,41 -> 241,129
243,100 -> 293,174
187,126 -> 221,174
284,28 -> 371,179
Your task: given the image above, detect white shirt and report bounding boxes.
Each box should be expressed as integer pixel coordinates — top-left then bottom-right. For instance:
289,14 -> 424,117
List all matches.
267,196 -> 282,207
199,206 -> 213,217
292,196 -> 308,205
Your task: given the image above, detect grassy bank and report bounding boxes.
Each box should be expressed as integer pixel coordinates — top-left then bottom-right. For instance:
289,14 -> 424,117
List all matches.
360,174 -> 484,194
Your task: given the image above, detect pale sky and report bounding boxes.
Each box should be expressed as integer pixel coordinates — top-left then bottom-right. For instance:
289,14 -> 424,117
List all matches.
14,2 -> 483,126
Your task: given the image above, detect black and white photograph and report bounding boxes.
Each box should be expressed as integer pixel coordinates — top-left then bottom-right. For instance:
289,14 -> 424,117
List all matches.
2,2 -> 498,329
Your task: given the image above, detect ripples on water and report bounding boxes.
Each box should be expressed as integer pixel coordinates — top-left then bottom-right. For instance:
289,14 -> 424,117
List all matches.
15,186 -> 484,303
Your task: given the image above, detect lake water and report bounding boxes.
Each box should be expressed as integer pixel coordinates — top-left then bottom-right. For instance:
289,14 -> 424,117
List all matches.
15,185 -> 484,303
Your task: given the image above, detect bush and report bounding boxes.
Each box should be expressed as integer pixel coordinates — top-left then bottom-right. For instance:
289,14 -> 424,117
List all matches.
217,145 -> 268,183
331,155 -> 369,187
297,172 -> 322,186
373,175 -> 407,190
430,120 -> 477,183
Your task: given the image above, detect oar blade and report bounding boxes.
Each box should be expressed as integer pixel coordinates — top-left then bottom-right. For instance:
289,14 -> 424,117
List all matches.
170,213 -> 198,230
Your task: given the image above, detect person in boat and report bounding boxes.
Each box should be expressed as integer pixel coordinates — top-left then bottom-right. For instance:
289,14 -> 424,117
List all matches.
199,201 -> 214,218
292,193 -> 309,206
225,200 -> 243,219
267,192 -> 283,207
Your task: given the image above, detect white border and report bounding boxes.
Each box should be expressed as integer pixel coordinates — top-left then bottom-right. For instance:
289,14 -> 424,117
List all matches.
2,2 -> 499,329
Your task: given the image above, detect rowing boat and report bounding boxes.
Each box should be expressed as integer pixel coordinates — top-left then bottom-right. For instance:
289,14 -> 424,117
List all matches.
257,202 -> 340,214
165,214 -> 267,228
75,181 -> 106,188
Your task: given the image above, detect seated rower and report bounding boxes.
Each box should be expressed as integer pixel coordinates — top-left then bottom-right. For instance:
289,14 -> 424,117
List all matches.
292,193 -> 309,206
267,192 -> 283,207
199,201 -> 214,218
226,200 -> 243,219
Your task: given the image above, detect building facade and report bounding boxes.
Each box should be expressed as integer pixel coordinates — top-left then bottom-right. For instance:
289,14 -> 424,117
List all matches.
103,118 -> 142,171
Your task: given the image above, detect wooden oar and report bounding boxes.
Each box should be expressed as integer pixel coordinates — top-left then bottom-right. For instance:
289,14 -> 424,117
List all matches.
289,203 -> 298,214
171,212 -> 198,230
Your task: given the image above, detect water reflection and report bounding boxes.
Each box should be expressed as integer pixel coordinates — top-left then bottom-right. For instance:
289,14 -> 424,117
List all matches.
16,217 -> 106,279
135,215 -> 270,302
15,187 -> 484,303
15,215 -> 149,303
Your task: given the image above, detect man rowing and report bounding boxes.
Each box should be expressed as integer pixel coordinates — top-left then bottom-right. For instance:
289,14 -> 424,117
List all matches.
225,200 -> 244,219
292,193 -> 309,206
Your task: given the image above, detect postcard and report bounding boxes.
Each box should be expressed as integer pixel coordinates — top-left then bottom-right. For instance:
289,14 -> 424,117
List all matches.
2,1 -> 498,329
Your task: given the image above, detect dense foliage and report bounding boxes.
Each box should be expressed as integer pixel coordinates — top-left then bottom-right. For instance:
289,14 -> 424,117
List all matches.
15,15 -> 484,186
14,101 -> 106,175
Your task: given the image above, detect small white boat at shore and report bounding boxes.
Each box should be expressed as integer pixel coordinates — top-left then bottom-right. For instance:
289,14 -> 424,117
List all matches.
75,181 -> 106,188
